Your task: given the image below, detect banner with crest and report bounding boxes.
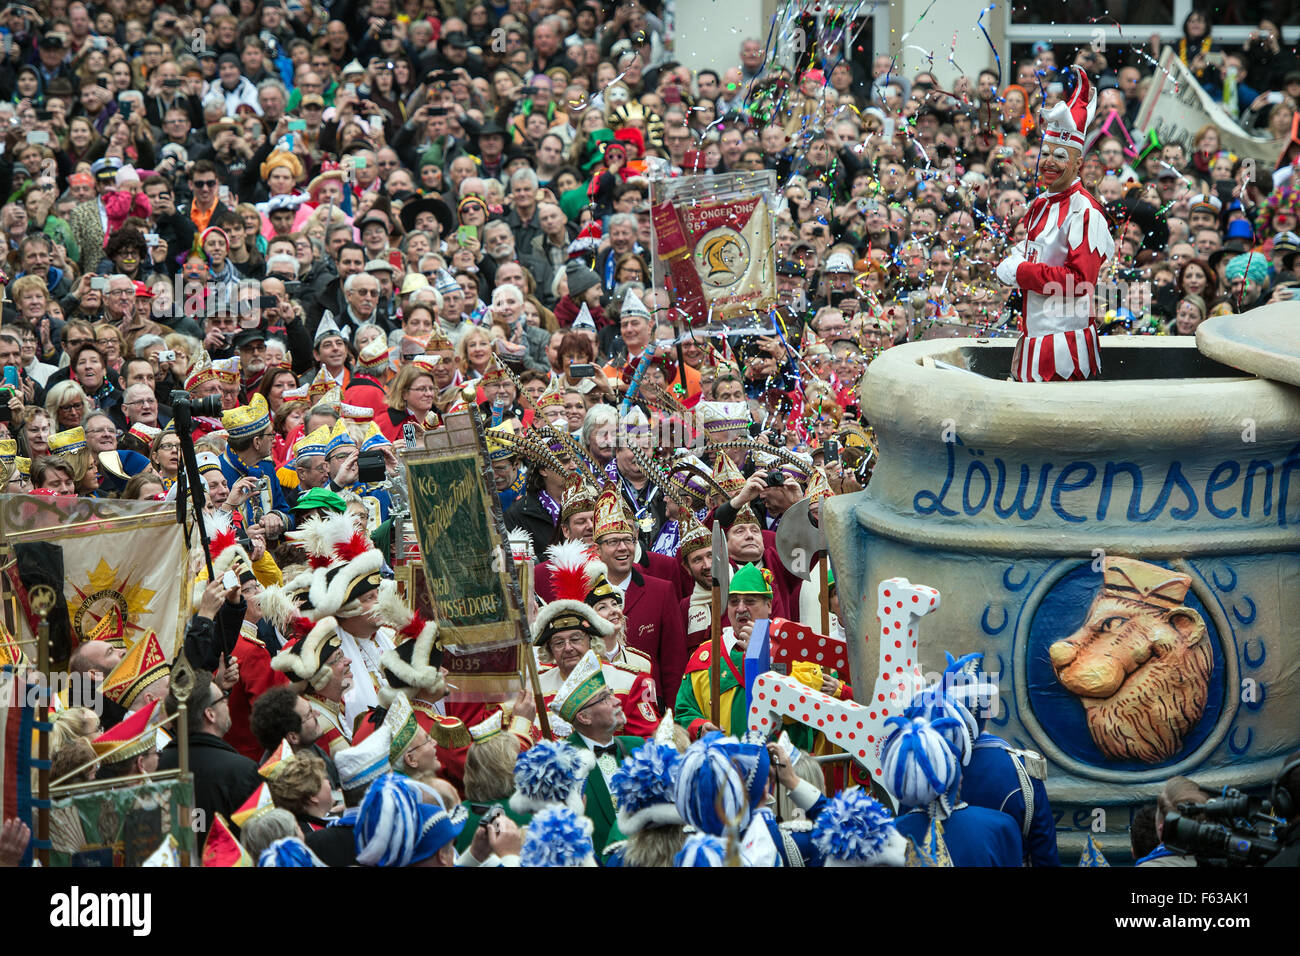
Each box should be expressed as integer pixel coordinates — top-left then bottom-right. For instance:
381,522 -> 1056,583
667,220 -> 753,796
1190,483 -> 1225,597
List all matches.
651,168 -> 778,322
398,410 -> 524,701
0,496 -> 189,662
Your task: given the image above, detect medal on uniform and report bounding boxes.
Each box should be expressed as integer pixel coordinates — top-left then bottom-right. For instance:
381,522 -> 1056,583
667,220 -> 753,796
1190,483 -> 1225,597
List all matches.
638,515 -> 654,532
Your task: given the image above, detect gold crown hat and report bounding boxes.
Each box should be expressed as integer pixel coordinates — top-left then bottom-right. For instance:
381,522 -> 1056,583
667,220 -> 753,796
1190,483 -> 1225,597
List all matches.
731,501 -> 762,529
533,378 -> 566,421
676,513 -> 713,564
101,630 -> 170,710
548,649 -> 608,724
258,738 -> 296,781
90,699 -> 161,764
479,364 -> 510,387
306,367 -> 335,403
559,472 -> 598,523
532,540 -> 616,647
668,453 -> 713,500
360,421 -> 391,452
806,466 -> 834,505
201,814 -> 253,867
48,426 -> 87,455
696,400 -> 751,437
1101,557 -> 1192,610
14,457 -> 30,481
0,438 -> 15,468
324,417 -> 357,457
425,325 -> 453,353
620,404 -> 650,440
486,420 -> 519,462
592,482 -> 634,542
711,450 -> 747,497
292,423 -> 332,462
184,347 -> 216,393
231,782 -> 277,828
221,393 -> 271,439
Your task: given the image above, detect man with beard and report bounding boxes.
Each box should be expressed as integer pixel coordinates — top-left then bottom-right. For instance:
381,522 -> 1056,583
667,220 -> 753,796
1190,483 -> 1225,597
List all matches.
676,518 -> 716,651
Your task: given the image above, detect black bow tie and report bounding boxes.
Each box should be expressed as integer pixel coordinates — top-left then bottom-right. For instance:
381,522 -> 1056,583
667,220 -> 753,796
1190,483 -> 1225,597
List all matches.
593,744 -> 618,759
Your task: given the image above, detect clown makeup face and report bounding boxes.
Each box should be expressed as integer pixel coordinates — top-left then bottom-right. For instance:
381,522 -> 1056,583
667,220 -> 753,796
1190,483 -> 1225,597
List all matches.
1039,145 -> 1081,192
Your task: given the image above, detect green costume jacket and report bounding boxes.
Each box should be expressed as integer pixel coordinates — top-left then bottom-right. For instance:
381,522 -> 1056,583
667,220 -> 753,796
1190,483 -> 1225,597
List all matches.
567,732 -> 643,855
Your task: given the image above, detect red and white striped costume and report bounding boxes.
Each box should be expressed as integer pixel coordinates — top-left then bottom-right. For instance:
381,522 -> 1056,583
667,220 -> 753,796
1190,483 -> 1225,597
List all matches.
1008,179 -> 1113,382
996,66 -> 1115,383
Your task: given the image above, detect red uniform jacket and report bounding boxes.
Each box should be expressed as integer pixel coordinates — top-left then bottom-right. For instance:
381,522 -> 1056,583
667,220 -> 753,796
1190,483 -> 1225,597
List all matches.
637,549 -> 689,604
225,632 -> 291,761
621,568 -> 687,709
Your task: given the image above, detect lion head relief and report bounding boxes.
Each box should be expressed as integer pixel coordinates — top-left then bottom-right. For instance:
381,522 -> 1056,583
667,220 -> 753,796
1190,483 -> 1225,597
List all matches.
1048,557 -> 1214,764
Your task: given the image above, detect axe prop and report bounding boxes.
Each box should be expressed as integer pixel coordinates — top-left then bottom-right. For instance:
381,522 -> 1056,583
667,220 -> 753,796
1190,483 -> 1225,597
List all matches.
775,497 -> 831,636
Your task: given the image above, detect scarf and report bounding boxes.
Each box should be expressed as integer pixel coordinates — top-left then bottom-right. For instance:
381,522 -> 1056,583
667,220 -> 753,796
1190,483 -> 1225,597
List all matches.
538,489 -> 559,522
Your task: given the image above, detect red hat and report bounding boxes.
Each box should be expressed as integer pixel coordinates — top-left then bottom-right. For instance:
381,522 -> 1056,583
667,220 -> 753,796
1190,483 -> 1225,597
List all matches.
1040,65 -> 1096,152
613,126 -> 645,157
804,68 -> 826,85
133,280 -> 154,299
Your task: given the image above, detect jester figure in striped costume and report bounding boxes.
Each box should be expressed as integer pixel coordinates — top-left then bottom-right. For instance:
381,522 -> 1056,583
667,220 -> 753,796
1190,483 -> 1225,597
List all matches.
995,65 -> 1115,383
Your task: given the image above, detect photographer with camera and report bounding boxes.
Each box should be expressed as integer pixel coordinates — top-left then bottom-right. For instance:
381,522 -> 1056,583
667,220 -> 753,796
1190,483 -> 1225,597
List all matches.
1152,756 -> 1300,867
1136,775 -> 1209,867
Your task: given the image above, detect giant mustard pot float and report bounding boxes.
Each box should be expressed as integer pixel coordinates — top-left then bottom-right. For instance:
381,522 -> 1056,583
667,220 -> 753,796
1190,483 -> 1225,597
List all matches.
823,306 -> 1300,860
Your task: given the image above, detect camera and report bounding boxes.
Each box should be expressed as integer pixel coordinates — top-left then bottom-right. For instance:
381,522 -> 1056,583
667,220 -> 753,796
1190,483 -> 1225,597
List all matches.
1162,809 -> 1282,866
1161,783 -> 1293,866
357,448 -> 386,484
171,390 -> 223,421
763,470 -> 787,489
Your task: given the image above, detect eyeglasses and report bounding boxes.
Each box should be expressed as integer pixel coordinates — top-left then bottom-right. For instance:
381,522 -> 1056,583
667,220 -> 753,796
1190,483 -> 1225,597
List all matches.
124,398 -> 156,407
601,536 -> 634,548
158,442 -> 181,452
192,179 -> 218,188
60,401 -> 84,411
549,635 -> 589,649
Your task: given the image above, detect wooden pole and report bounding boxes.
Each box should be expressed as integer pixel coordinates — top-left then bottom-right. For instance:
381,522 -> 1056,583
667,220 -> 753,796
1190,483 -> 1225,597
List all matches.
709,579 -> 721,728
518,558 -> 550,740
